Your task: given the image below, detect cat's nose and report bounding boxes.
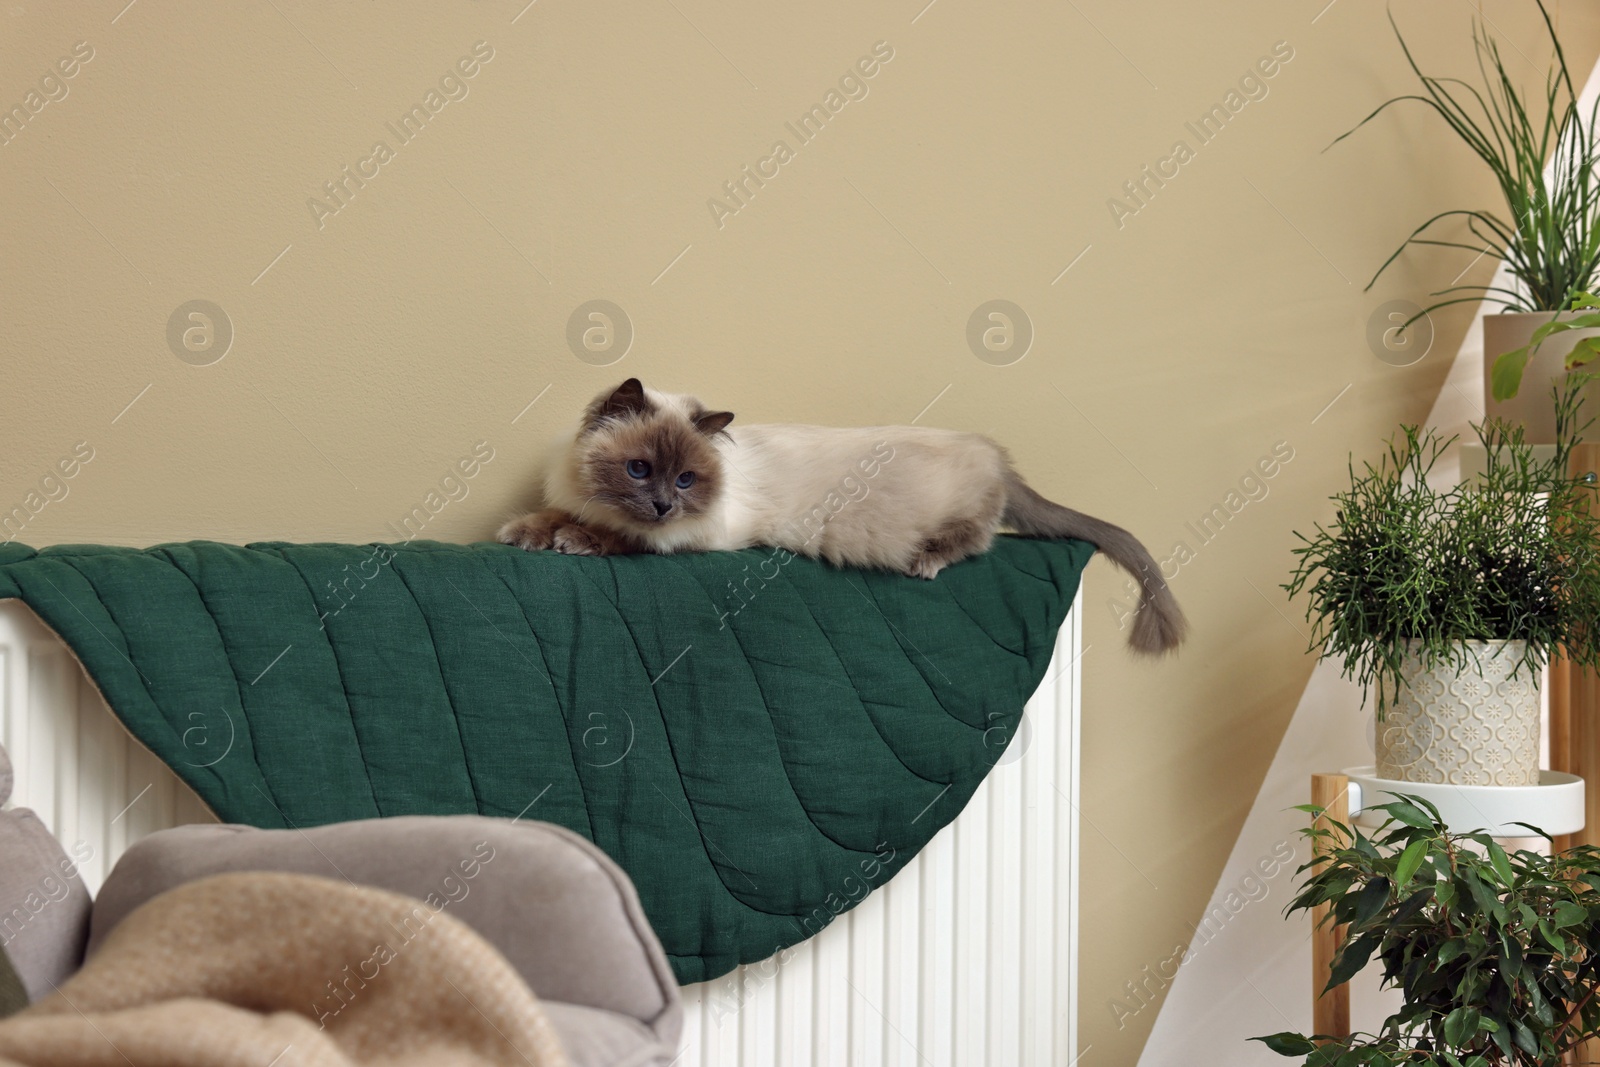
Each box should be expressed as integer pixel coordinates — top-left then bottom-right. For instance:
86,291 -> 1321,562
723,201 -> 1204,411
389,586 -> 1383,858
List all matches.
652,500 -> 671,517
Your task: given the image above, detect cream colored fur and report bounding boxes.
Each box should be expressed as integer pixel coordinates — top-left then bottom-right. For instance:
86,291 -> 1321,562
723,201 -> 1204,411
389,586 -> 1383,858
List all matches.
538,388 -> 999,570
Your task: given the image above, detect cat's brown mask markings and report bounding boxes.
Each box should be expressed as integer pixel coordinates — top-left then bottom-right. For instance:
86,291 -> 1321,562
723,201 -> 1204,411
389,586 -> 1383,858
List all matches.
575,378 -> 733,529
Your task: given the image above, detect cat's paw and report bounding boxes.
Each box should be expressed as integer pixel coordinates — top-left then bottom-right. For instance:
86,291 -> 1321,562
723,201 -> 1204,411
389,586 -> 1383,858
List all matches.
904,552 -> 945,580
497,512 -> 560,552
552,524 -> 610,556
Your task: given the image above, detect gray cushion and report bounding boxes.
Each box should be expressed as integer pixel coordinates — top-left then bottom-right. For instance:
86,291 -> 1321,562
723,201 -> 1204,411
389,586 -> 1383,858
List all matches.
88,814 -> 681,1058
543,1002 -> 678,1067
0,743 -> 93,1003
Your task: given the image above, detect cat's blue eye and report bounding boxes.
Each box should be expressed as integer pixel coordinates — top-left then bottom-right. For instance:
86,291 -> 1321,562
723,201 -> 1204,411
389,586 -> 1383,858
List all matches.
627,460 -> 651,479
676,471 -> 696,489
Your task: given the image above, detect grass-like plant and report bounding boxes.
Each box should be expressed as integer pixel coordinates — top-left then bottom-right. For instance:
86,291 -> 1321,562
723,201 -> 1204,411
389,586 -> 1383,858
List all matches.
1334,1 -> 1600,320
1283,378 -> 1600,715
1255,794 -> 1600,1066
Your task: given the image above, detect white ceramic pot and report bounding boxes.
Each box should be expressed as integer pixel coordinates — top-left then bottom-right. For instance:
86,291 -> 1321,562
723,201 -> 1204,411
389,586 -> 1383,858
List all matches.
1375,639 -> 1541,787
1483,311 -> 1600,444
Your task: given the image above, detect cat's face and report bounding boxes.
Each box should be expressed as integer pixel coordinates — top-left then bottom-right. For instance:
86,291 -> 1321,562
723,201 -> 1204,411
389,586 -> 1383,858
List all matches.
574,379 -> 734,530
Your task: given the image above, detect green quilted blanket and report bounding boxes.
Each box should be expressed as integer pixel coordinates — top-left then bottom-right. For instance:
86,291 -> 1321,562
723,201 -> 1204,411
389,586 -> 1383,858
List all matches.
0,536 -> 1091,983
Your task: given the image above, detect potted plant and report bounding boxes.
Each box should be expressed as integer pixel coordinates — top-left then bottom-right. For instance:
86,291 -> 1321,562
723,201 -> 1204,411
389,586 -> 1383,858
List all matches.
1255,794 -> 1600,1066
1334,0 -> 1600,442
1284,380 -> 1600,786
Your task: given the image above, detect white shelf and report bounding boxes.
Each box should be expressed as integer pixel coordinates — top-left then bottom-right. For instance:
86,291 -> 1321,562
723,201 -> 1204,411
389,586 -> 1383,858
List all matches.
1344,765 -> 1586,838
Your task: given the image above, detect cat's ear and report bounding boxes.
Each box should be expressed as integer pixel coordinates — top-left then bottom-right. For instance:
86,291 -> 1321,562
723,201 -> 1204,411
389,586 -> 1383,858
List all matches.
602,379 -> 650,418
694,410 -> 735,437
584,378 -> 651,431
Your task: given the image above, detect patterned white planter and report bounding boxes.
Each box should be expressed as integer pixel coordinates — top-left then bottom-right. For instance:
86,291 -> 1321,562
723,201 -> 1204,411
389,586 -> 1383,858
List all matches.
1375,640 -> 1541,786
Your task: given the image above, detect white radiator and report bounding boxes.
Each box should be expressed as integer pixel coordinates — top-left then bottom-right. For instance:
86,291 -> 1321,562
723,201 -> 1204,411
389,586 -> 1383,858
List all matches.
0,594 -> 1081,1066
676,599 -> 1082,1067
0,599 -> 217,893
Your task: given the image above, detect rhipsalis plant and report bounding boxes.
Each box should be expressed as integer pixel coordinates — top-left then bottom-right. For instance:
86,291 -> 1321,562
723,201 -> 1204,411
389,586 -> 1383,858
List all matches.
1334,0 -> 1600,325
1284,378 -> 1600,715
1255,795 -> 1600,1066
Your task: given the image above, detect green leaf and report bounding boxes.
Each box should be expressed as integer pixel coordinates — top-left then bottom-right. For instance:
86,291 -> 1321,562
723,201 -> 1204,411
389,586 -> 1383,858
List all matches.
1328,929 -> 1384,990
1378,800 -> 1435,830
1553,899 -> 1587,927
1252,1032 -> 1318,1057
1566,335 -> 1600,370
1492,344 -> 1534,400
1527,977 -> 1554,1027
1305,1043 -> 1344,1067
1562,311 -> 1600,330
1352,878 -> 1391,927
1391,886 -> 1433,925
1487,841 -> 1515,887
1532,311 -> 1600,340
1395,838 -> 1428,887
1511,1019 -> 1537,1055
1538,918 -> 1565,953
1489,1017 -> 1515,1059
1305,1046 -> 1344,1067
1500,932 -> 1523,977
1444,1005 -> 1480,1047
1465,872 -> 1503,920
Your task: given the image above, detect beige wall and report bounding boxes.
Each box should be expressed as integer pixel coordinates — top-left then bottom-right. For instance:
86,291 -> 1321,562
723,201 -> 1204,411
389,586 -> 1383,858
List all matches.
5,1 -> 1597,1059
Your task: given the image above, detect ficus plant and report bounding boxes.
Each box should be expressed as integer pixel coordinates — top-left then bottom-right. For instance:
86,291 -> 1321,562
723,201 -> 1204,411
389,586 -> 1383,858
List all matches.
1255,794 -> 1600,1066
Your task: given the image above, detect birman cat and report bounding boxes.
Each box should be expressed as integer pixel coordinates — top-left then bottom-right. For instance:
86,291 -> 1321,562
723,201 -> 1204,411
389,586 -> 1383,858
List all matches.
498,378 -> 1185,654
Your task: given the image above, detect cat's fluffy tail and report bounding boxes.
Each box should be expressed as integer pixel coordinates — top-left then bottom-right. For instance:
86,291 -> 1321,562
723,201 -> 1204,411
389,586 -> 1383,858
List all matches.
1002,470 -> 1186,656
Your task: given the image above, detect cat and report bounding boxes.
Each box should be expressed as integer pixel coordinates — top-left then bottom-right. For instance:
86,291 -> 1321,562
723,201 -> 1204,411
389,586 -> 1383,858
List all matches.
498,378 -> 1186,654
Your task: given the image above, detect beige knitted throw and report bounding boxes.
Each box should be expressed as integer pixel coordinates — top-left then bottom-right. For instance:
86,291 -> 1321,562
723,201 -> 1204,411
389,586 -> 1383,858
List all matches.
0,872 -> 569,1067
